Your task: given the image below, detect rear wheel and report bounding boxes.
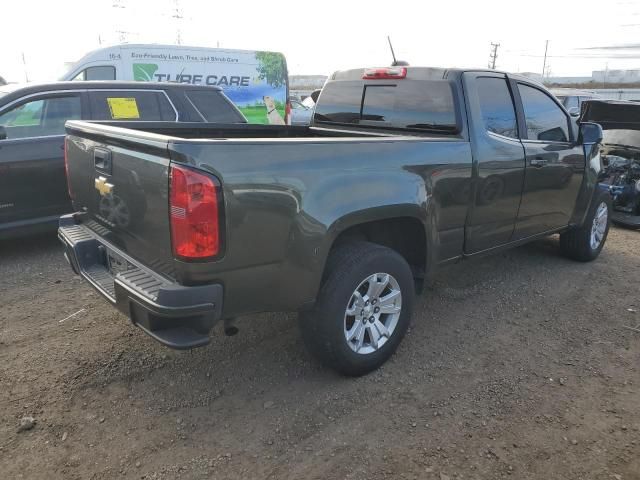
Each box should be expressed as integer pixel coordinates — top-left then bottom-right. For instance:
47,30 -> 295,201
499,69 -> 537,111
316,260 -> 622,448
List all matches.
299,242 -> 415,376
560,191 -> 611,262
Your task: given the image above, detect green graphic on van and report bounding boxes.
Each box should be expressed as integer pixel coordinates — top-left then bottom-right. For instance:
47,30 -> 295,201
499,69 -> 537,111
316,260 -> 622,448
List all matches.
255,51 -> 287,88
133,63 -> 159,82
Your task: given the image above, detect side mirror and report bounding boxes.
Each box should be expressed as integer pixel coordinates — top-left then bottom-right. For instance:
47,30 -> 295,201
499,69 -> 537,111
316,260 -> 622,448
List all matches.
0,125 -> 6,141
580,122 -> 603,145
568,107 -> 580,117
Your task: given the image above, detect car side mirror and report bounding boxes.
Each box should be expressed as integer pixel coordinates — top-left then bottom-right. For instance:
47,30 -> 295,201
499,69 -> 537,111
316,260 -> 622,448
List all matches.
568,107 -> 580,117
580,122 -> 603,145
0,125 -> 6,141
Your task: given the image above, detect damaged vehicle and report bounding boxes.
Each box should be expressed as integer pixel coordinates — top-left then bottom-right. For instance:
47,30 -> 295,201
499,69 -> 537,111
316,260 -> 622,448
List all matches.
583,100 -> 640,228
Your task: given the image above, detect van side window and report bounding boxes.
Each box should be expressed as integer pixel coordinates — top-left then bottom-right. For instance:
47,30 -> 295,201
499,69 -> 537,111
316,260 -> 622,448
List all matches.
88,91 -> 176,121
73,66 -> 116,81
518,84 -> 570,142
0,95 -> 81,139
476,77 -> 518,139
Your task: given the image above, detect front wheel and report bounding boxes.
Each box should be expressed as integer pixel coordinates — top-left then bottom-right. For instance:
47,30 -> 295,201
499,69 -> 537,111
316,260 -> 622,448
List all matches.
560,191 -> 611,262
299,242 -> 415,376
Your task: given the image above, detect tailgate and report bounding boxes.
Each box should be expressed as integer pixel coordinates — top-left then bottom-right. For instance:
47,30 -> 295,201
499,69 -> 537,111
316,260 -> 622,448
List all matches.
65,121 -> 176,279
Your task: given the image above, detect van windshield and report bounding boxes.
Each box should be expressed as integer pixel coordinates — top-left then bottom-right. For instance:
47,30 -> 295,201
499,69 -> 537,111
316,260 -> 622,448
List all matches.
314,80 -> 459,133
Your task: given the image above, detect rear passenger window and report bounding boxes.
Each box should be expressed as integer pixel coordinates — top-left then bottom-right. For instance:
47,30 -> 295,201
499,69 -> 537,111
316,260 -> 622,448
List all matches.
184,90 -> 245,123
477,77 -> 518,139
518,84 -> 570,142
88,91 -> 175,121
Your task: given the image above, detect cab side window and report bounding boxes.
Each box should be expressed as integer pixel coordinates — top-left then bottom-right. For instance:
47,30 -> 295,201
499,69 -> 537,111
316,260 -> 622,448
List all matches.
477,77 -> 518,139
518,84 -> 570,142
0,95 -> 81,140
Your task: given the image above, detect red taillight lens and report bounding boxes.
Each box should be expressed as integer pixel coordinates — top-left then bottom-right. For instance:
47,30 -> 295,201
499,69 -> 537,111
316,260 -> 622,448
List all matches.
362,67 -> 407,80
285,100 -> 292,125
64,137 -> 74,200
169,164 -> 221,260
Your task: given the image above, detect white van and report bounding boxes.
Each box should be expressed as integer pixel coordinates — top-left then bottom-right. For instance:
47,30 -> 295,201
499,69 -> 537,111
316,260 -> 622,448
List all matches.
61,44 -> 290,124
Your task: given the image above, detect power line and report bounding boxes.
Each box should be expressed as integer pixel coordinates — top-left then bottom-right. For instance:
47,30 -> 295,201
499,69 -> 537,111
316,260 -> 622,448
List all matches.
488,42 -> 500,70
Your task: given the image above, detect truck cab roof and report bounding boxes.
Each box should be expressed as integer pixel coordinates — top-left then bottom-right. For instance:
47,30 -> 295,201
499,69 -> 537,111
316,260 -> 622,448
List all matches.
329,66 -> 544,86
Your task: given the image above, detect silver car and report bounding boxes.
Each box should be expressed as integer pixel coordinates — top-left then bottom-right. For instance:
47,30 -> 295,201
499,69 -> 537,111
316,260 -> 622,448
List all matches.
290,99 -> 313,125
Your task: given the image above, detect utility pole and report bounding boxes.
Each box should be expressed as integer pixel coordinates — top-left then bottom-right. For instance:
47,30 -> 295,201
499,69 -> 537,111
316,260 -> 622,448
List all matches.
172,0 -> 183,45
21,52 -> 29,83
488,42 -> 500,70
541,40 -> 549,78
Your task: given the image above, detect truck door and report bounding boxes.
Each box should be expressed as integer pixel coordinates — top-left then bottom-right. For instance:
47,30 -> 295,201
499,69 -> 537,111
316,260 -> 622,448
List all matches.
462,72 -> 526,253
0,91 -> 86,226
511,81 -> 584,239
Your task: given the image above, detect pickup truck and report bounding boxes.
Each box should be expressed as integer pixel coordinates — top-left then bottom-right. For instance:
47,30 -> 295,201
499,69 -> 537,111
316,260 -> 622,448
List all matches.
59,66 -> 610,376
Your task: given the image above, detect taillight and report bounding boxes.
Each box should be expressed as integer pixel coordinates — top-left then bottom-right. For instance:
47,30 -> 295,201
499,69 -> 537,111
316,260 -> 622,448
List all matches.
285,100 -> 292,125
169,164 -> 222,260
64,137 -> 74,200
362,67 -> 407,80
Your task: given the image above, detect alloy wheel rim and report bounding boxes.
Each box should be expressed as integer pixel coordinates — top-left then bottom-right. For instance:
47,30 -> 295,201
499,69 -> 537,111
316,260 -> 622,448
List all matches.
590,202 -> 608,250
343,273 -> 402,355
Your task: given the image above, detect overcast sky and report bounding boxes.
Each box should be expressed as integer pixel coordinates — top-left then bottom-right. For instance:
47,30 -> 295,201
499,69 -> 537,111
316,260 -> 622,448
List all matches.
2,0 -> 640,83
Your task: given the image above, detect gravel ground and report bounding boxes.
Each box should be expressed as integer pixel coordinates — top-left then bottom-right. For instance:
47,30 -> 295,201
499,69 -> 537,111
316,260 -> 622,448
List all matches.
0,228 -> 638,480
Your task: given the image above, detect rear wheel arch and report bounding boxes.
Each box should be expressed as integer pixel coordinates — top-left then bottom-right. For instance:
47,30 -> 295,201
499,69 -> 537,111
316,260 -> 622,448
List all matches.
319,212 -> 430,291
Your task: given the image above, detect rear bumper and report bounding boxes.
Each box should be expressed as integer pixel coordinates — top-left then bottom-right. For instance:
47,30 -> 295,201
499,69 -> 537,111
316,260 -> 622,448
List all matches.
58,214 -> 223,349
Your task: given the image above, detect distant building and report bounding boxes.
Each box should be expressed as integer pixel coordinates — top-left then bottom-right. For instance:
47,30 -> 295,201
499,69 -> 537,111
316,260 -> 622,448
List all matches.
544,76 -> 593,85
592,69 -> 640,84
0,75 -> 6,86
289,75 -> 327,101
289,75 -> 327,90
520,72 -> 544,82
541,69 -> 640,86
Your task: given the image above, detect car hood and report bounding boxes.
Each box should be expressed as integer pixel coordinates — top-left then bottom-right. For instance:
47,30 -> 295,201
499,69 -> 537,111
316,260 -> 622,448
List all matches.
581,100 -> 640,151
581,100 -> 640,131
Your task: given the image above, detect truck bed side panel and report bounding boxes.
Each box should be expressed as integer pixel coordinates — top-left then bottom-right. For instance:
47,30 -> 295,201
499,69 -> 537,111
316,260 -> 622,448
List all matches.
168,138 -> 472,317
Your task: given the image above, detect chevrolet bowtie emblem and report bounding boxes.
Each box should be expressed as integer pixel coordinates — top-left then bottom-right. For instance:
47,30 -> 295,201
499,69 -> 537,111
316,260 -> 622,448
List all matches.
94,176 -> 114,196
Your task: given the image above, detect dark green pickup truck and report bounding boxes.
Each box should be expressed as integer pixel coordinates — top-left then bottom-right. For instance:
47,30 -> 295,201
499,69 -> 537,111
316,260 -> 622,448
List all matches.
59,66 -> 610,375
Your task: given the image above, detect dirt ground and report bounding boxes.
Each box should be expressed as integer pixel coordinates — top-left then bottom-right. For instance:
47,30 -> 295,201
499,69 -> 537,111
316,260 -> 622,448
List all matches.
1,228 -> 639,480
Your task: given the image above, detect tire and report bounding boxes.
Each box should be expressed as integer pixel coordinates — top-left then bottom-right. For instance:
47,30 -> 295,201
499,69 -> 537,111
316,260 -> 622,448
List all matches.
299,241 -> 415,376
560,191 -> 611,262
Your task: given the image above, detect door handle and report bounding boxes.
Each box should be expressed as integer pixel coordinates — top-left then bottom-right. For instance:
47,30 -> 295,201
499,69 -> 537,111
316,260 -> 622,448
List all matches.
530,158 -> 548,167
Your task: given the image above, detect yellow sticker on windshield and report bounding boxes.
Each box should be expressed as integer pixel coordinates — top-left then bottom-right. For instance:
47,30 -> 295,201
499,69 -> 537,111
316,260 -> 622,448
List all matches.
106,97 -> 140,119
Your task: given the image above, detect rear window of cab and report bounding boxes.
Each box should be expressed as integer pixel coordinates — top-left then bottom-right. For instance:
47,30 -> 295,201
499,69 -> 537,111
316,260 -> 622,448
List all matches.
314,80 -> 459,133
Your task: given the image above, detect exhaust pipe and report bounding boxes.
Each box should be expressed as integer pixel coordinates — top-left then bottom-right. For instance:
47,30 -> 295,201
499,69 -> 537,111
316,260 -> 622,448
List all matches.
223,318 -> 239,336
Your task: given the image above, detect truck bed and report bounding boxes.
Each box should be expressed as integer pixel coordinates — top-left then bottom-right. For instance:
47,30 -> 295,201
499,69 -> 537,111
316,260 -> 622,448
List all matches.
64,120 -> 471,318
